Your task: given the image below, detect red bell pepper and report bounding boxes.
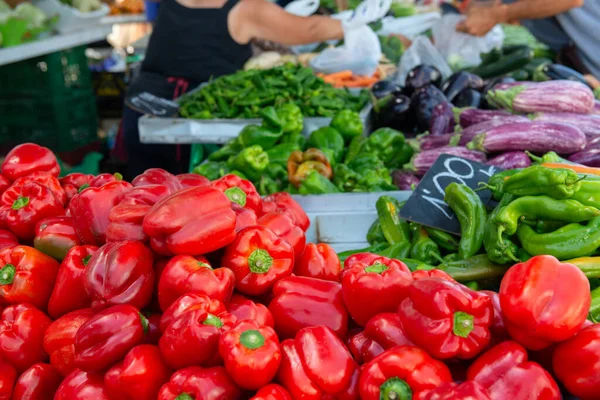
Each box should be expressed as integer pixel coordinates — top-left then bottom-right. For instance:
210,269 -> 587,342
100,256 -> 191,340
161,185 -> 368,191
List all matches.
222,226 -> 294,296
0,357 -> 16,400
552,324 -> 600,400
341,254 -> 412,327
411,268 -> 454,281
3,171 -> 67,206
54,369 -> 109,400
269,275 -> 348,339
69,180 -> 132,246
278,326 -> 359,399
0,230 -> 17,251
33,216 -> 80,261
47,245 -> 96,319
0,245 -> 60,310
157,254 -> 234,311
159,308 -> 237,369
467,341 -> 560,400
0,182 -> 64,241
398,277 -> 493,360
89,173 -> 124,188
1,143 -> 59,182
143,186 -> 237,255
232,204 -> 258,232
347,313 -> 413,365
425,381 -> 491,400
43,309 -> 94,377
106,184 -> 173,243
480,290 -> 509,345
74,304 -> 148,372
157,366 -> 241,400
212,174 -> 263,213
499,255 -> 590,350
59,173 -> 94,204
257,212 -> 306,258
142,312 -> 162,345
219,320 -> 281,390
84,240 -> 154,311
227,294 -> 275,328
358,345 -> 452,400
104,344 -> 172,400
251,384 -> 293,400
0,175 -> 10,197
261,193 -> 309,231
12,363 -> 62,399
159,293 -> 226,333
295,243 -> 340,282
0,303 -> 52,373
176,173 -> 210,188
132,168 -> 182,192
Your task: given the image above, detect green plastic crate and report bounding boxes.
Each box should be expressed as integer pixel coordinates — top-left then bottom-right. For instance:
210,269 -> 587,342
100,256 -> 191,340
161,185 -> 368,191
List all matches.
0,46 -> 92,97
0,88 -> 98,153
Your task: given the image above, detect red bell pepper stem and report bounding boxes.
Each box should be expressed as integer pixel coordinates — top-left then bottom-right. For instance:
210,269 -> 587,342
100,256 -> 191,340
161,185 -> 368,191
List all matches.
454,311 -> 475,338
203,314 -> 224,328
224,187 -> 247,206
0,264 -> 15,284
379,378 -> 412,400
12,196 -> 28,210
249,249 -> 273,274
240,329 -> 265,349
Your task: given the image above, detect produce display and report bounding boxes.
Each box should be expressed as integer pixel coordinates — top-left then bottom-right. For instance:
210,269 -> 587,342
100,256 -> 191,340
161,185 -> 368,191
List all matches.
178,64 -> 369,119
0,1 -> 56,48
0,142 -> 598,399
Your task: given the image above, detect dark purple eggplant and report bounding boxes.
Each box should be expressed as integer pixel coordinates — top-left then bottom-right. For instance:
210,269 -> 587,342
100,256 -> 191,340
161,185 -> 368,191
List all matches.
568,148 -> 600,167
371,80 -> 402,99
487,151 -> 532,169
418,133 -> 461,150
405,65 -> 442,95
411,84 -> 448,133
391,170 -> 421,190
429,102 -> 456,136
453,89 -> 482,108
456,108 -> 520,128
468,121 -> 586,154
441,71 -> 484,103
375,94 -> 416,134
410,146 -> 487,176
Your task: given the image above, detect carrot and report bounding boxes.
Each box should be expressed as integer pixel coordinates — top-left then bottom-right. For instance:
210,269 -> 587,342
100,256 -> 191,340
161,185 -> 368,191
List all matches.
324,70 -> 354,80
542,162 -> 600,176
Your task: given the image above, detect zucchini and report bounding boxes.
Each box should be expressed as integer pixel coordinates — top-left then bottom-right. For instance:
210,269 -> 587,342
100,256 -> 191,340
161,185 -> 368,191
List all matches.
471,47 -> 535,79
375,196 -> 411,244
480,49 -> 502,66
501,44 -> 531,55
523,58 -> 552,76
508,69 -> 530,81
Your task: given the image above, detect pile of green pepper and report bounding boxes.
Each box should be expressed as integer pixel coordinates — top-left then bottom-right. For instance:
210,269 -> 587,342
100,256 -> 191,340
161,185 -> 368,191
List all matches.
193,103 -> 414,195
178,64 -> 369,119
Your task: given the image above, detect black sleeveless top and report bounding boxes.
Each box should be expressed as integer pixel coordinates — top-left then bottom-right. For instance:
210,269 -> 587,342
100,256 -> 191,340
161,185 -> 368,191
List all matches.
129,0 -> 252,98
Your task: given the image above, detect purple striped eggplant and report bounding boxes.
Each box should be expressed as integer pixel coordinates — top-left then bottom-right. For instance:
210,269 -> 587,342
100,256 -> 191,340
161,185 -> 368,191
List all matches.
468,121 -> 586,154
487,151 -> 532,169
533,112 -> 600,137
458,116 -> 529,146
568,149 -> 600,167
487,80 -> 595,113
417,133 -> 461,151
584,136 -> 600,151
429,102 -> 456,136
391,170 -> 421,190
409,146 -> 487,176
455,108 -> 523,128
593,100 -> 600,115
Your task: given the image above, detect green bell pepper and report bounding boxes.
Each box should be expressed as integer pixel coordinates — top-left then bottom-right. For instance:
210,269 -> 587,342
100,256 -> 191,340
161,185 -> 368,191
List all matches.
280,132 -> 307,150
238,125 -> 283,150
355,169 -> 396,192
207,142 -> 241,162
332,164 -> 360,192
330,109 -> 363,142
257,175 -> 282,196
344,136 -> 367,164
265,143 -> 299,166
193,161 -> 230,180
260,106 -> 283,130
307,127 -> 345,163
298,170 -> 340,194
348,153 -> 386,172
363,128 -> 406,168
367,219 -> 387,245
276,103 -> 303,134
230,145 -> 269,180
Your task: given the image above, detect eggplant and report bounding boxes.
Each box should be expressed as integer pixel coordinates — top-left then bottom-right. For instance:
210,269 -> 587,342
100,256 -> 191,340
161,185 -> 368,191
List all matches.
410,84 -> 448,132
441,72 -> 484,103
533,112 -> 600,138
536,63 -> 591,88
429,102 -> 456,136
410,146 -> 487,176
593,100 -> 600,115
456,108 -> 519,128
482,76 -> 516,94
391,170 -> 421,190
418,133 -> 461,151
405,65 -> 442,95
487,151 -> 532,169
468,121 -> 586,154
458,117 -> 530,145
487,80 -> 595,113
372,80 -> 402,99
584,136 -> 600,151
375,94 -> 415,134
453,89 -> 482,108
568,148 -> 600,167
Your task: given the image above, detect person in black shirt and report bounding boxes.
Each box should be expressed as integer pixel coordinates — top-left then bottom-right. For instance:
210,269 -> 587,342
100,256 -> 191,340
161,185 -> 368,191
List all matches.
123,0 -> 383,179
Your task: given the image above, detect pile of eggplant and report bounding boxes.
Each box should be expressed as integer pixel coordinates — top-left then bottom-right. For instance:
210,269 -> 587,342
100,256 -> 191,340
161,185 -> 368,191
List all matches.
372,64 -> 600,190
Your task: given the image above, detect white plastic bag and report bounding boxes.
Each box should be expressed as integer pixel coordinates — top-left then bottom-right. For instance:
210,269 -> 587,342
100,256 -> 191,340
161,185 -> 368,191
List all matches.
432,14 -> 504,70
377,12 -> 441,39
395,35 -> 452,85
284,0 -> 320,17
310,25 -> 381,76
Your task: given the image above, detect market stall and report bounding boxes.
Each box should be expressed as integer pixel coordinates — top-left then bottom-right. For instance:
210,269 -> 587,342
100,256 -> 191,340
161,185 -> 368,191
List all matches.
0,0 -> 600,398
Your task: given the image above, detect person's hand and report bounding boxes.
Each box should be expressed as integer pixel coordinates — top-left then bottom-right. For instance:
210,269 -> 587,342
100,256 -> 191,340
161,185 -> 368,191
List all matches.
456,0 -> 505,37
284,0 -> 320,17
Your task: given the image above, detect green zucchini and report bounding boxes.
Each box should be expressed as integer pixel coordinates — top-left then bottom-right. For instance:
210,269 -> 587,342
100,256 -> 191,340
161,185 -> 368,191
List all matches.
523,58 -> 552,76
508,69 -> 530,81
471,47 -> 535,79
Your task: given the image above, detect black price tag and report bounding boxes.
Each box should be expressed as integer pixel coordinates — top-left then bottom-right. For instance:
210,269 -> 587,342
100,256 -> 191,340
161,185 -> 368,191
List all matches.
399,154 -> 504,235
126,92 -> 179,117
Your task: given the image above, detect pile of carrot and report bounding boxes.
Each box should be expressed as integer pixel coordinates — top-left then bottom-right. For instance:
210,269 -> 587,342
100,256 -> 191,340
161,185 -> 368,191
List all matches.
318,70 -> 380,88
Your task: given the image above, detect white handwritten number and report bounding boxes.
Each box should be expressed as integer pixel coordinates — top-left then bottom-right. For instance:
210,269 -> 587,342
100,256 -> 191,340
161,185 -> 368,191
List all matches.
479,166 -> 497,178
422,195 -> 455,219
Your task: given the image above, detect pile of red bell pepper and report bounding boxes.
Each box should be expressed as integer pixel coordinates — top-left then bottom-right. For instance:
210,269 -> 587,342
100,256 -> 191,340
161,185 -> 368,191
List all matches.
0,142 -> 598,400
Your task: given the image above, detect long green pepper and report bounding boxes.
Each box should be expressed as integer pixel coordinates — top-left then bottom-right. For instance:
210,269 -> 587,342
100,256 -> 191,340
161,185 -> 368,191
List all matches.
444,183 -> 486,260
409,223 -> 444,265
483,194 -> 519,264
487,165 -> 582,199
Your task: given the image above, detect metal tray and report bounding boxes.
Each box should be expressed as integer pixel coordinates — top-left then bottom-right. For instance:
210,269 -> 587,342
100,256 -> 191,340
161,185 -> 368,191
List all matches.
138,104 -> 372,144
292,191 -> 412,252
